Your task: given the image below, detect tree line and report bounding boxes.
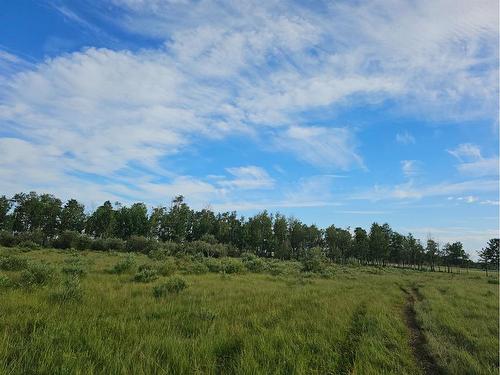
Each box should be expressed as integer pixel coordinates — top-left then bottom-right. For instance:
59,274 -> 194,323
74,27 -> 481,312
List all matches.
0,192 -> 498,272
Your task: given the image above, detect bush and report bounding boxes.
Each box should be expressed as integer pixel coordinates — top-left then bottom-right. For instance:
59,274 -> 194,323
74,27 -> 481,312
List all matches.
220,258 -> 244,274
149,242 -> 177,260
111,254 -> 136,274
242,252 -> 266,272
0,231 -> 17,247
157,259 -> 176,276
52,230 -> 80,249
184,240 -> 227,258
105,237 -> 125,251
0,256 -> 28,271
90,238 -> 108,251
0,274 -> 12,288
266,260 -> 301,276
134,267 -> 159,283
126,236 -> 158,254
50,276 -> 83,302
20,263 -> 55,287
153,277 -> 187,297
183,261 -> 209,275
319,266 -> 336,279
18,240 -> 40,250
16,230 -> 45,246
62,264 -> 87,277
74,235 -> 93,251
301,247 -> 327,273
204,257 -> 222,273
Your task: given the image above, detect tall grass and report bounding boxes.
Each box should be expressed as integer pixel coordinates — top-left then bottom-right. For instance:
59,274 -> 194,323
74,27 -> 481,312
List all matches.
0,247 -> 497,374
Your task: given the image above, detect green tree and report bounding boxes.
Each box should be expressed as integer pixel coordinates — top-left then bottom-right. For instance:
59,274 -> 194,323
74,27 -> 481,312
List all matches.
273,213 -> 290,259
352,227 -> 369,263
369,223 -> 391,265
149,206 -> 167,240
86,201 -> 115,238
325,225 -> 351,262
12,192 -> 62,240
425,238 -> 439,271
0,195 -> 12,230
443,242 -> 468,272
163,196 -> 193,243
113,203 -> 149,239
60,199 -> 86,233
245,211 -> 273,257
191,208 -> 217,241
479,238 -> 499,276
389,232 -> 405,266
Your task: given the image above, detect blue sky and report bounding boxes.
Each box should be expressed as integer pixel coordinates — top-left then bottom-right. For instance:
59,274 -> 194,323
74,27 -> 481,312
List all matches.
0,0 -> 498,255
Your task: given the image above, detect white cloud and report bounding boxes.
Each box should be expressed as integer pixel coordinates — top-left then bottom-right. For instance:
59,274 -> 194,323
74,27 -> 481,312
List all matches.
448,143 -> 499,177
0,0 -> 497,209
448,143 -> 483,161
401,160 -> 419,177
355,179 -> 498,201
396,131 -> 415,145
220,166 -> 274,190
480,200 -> 500,206
274,126 -> 363,170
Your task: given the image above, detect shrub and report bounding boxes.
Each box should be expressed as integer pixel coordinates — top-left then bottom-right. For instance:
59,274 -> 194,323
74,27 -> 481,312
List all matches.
319,267 -> 336,279
52,230 -> 80,249
184,240 -> 228,258
91,238 -> 108,251
184,261 -> 209,275
20,263 -> 55,287
125,236 -> 158,254
16,230 -> 45,246
134,267 -> 159,283
242,253 -> 266,273
205,257 -> 222,273
18,240 -> 40,250
74,235 -> 93,251
153,277 -> 187,297
111,254 -> 136,274
266,260 -> 301,276
62,264 -> 87,277
157,260 -> 176,276
0,274 -> 12,288
105,237 -> 125,251
0,256 -> 28,271
0,231 -> 17,247
301,247 -> 327,273
200,233 -> 218,244
220,258 -> 244,274
149,242 -> 177,260
50,276 -> 83,302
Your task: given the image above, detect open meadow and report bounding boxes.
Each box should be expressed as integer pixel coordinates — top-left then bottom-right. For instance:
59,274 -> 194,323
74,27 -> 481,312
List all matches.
0,247 -> 498,375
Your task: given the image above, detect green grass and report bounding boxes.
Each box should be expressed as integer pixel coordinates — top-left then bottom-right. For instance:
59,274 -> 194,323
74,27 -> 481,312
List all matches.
0,247 -> 497,374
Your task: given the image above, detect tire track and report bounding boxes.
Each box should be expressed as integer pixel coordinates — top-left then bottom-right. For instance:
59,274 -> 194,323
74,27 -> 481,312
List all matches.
400,286 -> 441,375
333,303 -> 367,375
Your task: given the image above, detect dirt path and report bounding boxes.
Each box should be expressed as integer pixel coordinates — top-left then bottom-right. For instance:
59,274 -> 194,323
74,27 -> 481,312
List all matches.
401,286 -> 441,375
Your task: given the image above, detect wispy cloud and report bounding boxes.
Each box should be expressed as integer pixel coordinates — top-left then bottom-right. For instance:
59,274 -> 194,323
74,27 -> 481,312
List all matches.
273,126 -> 363,170
396,131 -> 416,145
354,178 -> 498,201
220,166 -> 274,190
0,0 -> 497,215
448,143 -> 499,177
401,160 -> 420,177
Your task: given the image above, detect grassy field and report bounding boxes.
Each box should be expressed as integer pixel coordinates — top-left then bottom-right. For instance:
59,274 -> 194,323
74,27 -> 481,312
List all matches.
0,247 -> 498,374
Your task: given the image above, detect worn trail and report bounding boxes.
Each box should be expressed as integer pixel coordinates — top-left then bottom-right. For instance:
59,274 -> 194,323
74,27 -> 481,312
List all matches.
401,286 -> 441,375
